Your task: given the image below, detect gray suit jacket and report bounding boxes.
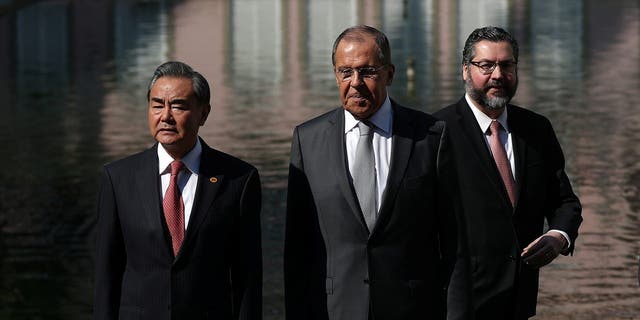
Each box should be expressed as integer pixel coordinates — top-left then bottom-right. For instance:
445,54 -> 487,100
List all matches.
285,102 -> 469,320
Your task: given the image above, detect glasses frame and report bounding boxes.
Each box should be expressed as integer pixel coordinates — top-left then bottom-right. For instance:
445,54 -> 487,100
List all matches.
335,65 -> 387,82
469,60 -> 518,75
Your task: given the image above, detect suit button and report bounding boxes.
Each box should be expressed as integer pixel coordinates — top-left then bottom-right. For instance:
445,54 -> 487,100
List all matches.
364,278 -> 370,285
507,255 -> 516,261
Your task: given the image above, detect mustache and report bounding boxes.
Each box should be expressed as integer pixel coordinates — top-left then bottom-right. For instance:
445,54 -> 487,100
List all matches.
485,80 -> 505,89
347,91 -> 372,100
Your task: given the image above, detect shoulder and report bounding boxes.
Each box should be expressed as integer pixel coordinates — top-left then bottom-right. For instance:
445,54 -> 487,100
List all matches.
103,145 -> 156,173
393,101 -> 445,135
433,103 -> 458,121
202,144 -> 256,172
508,104 -> 553,129
433,96 -> 467,121
201,143 -> 258,178
294,107 -> 342,133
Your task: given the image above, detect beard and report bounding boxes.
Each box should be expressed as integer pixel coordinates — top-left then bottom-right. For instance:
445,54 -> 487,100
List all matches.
465,72 -> 517,111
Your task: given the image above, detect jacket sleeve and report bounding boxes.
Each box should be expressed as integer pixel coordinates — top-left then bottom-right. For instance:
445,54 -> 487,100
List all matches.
284,127 -> 315,319
94,167 -> 126,320
233,168 -> 263,320
544,120 -> 582,254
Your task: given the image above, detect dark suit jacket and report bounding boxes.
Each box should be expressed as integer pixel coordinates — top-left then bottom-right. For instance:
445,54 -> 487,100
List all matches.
285,101 -> 469,320
94,139 -> 262,320
435,97 -> 582,319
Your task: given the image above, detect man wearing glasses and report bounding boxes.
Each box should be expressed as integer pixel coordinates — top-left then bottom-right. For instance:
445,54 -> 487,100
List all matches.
435,26 -> 583,319
285,25 -> 470,320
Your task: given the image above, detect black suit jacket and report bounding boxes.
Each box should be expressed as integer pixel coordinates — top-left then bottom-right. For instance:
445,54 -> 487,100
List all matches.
94,139 -> 262,320
285,102 -> 469,320
435,98 -> 582,319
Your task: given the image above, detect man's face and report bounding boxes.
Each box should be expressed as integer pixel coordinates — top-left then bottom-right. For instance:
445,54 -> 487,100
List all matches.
463,40 -> 518,111
148,76 -> 210,158
334,36 -> 394,120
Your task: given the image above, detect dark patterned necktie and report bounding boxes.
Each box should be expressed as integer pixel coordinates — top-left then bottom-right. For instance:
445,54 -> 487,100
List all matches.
489,120 -> 516,206
163,160 -> 185,256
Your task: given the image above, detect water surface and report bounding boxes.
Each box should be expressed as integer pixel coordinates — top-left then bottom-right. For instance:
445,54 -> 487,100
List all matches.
0,0 -> 638,319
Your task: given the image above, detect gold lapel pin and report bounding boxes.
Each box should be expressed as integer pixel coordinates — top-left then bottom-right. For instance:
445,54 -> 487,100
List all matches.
209,177 -> 218,183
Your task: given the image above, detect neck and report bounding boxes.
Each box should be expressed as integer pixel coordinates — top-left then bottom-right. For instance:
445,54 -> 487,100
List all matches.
161,140 -> 197,161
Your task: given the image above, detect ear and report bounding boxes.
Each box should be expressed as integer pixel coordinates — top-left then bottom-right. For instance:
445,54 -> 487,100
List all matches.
199,104 -> 211,126
385,64 -> 395,86
462,64 -> 469,81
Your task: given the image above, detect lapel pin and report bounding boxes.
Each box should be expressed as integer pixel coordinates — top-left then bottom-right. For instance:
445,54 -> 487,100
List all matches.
209,177 -> 218,183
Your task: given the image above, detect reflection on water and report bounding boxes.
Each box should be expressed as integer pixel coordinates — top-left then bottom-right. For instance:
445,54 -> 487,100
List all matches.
1,0 -> 639,319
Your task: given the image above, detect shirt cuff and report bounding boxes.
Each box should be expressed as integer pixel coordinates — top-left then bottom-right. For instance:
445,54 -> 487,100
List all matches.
548,229 -> 571,250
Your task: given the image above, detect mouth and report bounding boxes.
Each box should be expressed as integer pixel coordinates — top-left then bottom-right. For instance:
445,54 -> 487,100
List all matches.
487,86 -> 506,95
157,128 -> 178,134
347,93 -> 371,104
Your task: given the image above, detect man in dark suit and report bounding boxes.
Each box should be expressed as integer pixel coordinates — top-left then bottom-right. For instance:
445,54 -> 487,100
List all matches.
285,25 -> 468,320
94,61 -> 262,320
435,26 -> 583,319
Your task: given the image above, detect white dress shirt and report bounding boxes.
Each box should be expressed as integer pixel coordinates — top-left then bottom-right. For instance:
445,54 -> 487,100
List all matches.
465,93 -> 571,247
345,95 -> 393,212
465,94 -> 515,177
158,139 -> 201,230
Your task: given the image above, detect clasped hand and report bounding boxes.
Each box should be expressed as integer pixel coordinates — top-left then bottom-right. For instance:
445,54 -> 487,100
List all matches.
521,232 -> 567,268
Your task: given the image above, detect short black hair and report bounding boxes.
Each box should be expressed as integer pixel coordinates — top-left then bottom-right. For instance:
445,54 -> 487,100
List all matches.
331,25 -> 391,66
462,26 -> 518,65
146,61 -> 210,106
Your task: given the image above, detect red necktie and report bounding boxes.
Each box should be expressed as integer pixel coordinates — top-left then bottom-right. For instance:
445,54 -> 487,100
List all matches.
489,120 -> 517,206
163,160 -> 185,256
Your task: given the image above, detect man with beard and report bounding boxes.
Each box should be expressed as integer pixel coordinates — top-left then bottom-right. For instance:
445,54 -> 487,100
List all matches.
285,25 -> 469,320
435,26 -> 582,319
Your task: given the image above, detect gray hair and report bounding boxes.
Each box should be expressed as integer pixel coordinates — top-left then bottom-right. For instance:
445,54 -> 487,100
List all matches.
462,26 -> 519,65
146,61 -> 210,106
331,25 -> 391,66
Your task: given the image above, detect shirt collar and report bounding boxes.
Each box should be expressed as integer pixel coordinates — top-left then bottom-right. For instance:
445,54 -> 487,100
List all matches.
465,93 -> 509,134
344,94 -> 393,134
158,138 -> 202,175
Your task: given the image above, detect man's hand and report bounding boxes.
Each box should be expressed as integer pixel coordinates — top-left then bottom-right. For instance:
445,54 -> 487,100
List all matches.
521,231 -> 567,268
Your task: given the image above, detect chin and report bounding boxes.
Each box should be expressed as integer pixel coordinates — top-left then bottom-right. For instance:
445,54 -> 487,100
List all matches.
484,96 -> 511,110
347,104 -> 374,117
156,135 -> 180,145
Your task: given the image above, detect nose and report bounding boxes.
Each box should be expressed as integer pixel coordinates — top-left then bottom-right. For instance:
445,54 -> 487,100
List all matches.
490,65 -> 504,79
349,71 -> 364,87
159,106 -> 173,122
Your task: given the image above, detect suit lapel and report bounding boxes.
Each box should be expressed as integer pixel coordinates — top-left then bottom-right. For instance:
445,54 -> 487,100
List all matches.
455,99 -> 513,207
373,103 -> 414,236
179,143 -> 224,259
328,109 -> 369,232
135,145 -> 174,258
508,106 -> 526,209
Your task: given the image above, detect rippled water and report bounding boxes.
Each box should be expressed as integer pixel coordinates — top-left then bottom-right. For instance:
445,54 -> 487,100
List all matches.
0,0 -> 638,319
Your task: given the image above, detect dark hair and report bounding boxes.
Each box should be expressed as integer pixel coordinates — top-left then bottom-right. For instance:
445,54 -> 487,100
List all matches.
462,26 -> 519,65
331,25 -> 391,66
146,61 -> 210,106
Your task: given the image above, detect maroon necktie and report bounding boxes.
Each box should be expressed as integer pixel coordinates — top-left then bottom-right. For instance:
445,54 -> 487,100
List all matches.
163,160 -> 185,256
488,120 -> 517,206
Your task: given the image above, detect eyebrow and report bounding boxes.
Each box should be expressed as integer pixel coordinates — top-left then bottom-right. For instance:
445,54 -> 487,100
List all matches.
150,97 -> 189,105
475,59 -> 516,62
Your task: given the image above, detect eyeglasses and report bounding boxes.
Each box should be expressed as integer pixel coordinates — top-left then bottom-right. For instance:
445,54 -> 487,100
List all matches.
335,65 -> 386,82
469,60 -> 517,75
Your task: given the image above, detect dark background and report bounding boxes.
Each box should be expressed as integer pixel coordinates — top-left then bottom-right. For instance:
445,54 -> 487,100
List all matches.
0,0 -> 639,319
